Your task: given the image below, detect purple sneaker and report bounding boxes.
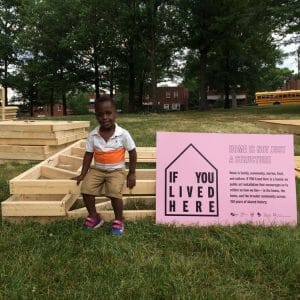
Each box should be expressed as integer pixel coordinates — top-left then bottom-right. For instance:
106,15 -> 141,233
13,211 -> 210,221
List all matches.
82,214 -> 104,230
111,220 -> 124,235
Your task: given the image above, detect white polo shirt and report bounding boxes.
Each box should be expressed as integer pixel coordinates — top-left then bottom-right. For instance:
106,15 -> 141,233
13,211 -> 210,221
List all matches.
86,123 -> 136,171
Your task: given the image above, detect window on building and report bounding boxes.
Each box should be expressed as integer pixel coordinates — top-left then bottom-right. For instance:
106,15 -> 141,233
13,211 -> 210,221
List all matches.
57,105 -> 62,112
172,103 -> 180,110
164,104 -> 169,110
174,90 -> 178,99
166,91 -> 171,98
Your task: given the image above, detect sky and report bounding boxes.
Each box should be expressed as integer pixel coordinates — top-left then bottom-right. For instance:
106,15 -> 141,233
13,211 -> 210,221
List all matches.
279,43 -> 299,74
277,33 -> 299,74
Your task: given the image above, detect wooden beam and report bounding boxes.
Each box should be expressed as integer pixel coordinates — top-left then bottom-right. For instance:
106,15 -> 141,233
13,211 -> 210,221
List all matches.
0,128 -> 87,139
0,120 -> 90,132
10,179 -> 80,194
58,154 -> 83,170
10,179 -> 155,195
71,147 -> 85,157
68,201 -> 112,217
41,166 -> 79,179
257,120 -> 300,134
68,208 -> 155,220
10,140 -> 83,182
0,132 -> 87,146
62,193 -> 79,212
1,196 -> 66,216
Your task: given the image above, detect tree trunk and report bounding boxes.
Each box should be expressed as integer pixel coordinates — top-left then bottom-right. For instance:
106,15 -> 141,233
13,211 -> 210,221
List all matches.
109,69 -> 114,98
128,41 -> 135,113
224,49 -> 231,109
231,88 -> 237,108
94,53 -> 100,98
50,88 -> 54,116
62,93 -> 67,115
199,50 -> 208,110
224,80 -> 231,109
29,87 -> 34,117
137,71 -> 145,111
150,48 -> 157,112
4,57 -> 8,106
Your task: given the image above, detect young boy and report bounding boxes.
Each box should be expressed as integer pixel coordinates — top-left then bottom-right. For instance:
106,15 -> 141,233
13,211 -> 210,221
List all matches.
73,95 -> 137,234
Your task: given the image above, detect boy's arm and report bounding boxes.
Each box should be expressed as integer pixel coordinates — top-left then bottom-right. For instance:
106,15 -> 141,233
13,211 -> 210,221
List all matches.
72,151 -> 94,185
127,148 -> 137,189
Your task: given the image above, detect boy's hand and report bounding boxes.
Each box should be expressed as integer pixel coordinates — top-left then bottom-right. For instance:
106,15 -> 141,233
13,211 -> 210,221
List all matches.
127,172 -> 136,189
72,174 -> 84,185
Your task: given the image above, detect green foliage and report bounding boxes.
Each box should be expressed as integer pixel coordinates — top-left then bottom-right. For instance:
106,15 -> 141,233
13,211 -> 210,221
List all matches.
67,93 -> 89,115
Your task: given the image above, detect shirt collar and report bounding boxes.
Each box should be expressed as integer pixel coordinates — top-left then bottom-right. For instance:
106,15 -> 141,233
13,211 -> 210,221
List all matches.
91,123 -> 122,137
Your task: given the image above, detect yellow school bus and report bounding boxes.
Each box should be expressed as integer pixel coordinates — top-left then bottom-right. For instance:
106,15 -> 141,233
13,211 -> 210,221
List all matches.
255,90 -> 300,106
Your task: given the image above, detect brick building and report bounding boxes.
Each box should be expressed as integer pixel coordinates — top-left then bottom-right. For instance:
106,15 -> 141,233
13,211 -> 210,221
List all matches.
33,103 -> 65,117
281,78 -> 300,90
143,86 -> 189,111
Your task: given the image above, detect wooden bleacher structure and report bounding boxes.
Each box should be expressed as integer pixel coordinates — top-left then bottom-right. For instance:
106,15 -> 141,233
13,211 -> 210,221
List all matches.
2,140 -> 156,223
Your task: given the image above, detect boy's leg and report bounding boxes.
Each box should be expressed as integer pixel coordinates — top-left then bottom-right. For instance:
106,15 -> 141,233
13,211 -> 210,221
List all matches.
109,197 -> 123,221
81,168 -> 105,224
82,193 -> 98,218
105,170 -> 126,234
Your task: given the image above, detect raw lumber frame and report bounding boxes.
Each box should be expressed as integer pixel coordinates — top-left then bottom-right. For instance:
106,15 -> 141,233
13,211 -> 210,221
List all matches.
257,119 -> 300,134
9,140 -> 156,195
2,140 -> 156,222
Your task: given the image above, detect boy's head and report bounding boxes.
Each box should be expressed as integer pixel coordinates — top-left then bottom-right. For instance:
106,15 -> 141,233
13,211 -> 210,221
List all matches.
94,94 -> 117,130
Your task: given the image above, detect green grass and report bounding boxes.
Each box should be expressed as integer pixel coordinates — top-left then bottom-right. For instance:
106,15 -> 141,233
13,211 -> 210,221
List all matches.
1,105 -> 300,299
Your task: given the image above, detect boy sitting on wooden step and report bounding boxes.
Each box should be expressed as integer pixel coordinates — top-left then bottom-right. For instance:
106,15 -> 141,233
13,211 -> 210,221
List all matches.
73,94 -> 137,235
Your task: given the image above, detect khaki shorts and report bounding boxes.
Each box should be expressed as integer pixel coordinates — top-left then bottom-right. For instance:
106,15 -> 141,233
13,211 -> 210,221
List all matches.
81,168 -> 126,199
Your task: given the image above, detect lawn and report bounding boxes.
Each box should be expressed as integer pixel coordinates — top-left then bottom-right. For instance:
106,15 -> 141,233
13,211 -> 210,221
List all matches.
0,105 -> 299,299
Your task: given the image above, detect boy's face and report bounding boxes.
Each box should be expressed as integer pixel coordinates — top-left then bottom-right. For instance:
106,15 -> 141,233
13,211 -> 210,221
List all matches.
95,101 -> 116,130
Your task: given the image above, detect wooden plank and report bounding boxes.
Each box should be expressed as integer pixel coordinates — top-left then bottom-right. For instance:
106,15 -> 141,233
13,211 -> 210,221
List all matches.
10,179 -> 155,195
2,216 -> 66,224
0,120 -> 90,132
10,179 -> 80,194
295,156 -> 300,167
67,201 -> 112,217
68,208 -> 155,220
135,169 -> 155,180
57,154 -> 83,171
257,120 -> 300,134
71,146 -> 85,157
1,196 -> 66,216
0,144 -> 48,153
62,193 -> 79,212
41,166 -> 79,179
10,140 -> 83,182
0,151 -> 47,161
19,194 -> 67,201
0,128 -> 87,139
0,132 -> 87,146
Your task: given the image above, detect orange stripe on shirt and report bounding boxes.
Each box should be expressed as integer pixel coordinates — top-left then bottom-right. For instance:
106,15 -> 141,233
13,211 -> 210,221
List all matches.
94,148 -> 125,164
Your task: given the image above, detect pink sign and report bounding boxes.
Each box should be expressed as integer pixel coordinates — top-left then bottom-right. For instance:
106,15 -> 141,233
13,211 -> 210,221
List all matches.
156,132 -> 297,226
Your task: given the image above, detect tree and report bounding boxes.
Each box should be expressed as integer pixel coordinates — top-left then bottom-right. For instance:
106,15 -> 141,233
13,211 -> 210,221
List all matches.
0,0 -> 21,105
180,0 -> 286,109
18,0 -> 79,115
